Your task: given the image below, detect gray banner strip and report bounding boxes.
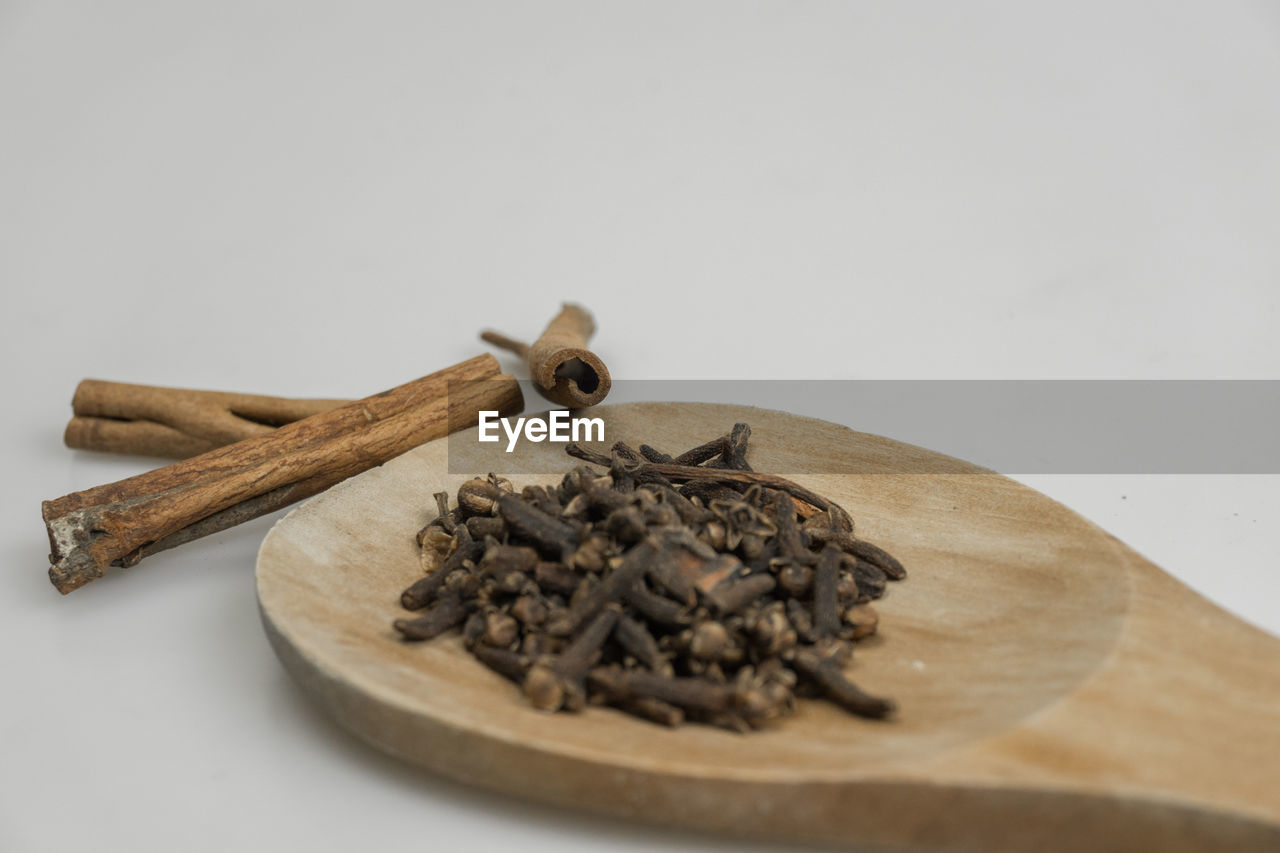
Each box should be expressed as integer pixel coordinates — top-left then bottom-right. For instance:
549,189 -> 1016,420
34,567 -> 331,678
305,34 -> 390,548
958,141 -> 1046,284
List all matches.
447,380 -> 1280,474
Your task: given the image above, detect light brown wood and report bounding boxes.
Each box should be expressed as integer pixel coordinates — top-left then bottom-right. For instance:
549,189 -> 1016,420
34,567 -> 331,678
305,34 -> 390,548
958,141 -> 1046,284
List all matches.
65,379 -> 350,458
256,402 -> 1280,851
45,355 -> 522,594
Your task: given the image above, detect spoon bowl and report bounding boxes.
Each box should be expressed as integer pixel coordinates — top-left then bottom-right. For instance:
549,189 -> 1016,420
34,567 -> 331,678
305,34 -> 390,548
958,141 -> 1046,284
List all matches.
257,402 -> 1280,851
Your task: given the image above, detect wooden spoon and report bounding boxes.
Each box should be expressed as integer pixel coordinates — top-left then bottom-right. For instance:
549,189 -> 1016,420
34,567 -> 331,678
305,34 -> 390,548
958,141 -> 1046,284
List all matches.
256,402 -> 1280,851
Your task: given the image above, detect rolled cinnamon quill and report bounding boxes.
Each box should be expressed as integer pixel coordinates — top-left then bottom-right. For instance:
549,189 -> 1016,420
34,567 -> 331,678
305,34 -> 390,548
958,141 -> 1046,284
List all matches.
65,380 -> 350,459
43,354 -> 522,594
481,303 -> 611,408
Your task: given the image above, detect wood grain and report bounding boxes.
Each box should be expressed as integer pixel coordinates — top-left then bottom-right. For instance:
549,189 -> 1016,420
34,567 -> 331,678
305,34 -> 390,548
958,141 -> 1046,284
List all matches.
256,402 -> 1280,851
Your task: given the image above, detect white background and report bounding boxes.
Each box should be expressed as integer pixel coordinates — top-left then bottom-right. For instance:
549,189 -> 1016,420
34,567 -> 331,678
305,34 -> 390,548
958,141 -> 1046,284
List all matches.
2,3 -> 1277,851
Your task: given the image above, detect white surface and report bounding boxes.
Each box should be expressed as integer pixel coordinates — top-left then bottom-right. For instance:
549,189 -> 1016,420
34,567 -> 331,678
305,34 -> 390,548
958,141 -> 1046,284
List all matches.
2,3 -> 1277,851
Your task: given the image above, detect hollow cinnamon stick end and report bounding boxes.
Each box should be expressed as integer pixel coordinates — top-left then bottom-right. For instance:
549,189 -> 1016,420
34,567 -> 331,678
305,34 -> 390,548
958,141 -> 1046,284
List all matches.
537,348 -> 612,409
527,304 -> 611,408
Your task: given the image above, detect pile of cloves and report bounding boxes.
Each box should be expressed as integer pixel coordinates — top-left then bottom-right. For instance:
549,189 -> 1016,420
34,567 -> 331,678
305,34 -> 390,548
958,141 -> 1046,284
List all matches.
393,424 -> 906,731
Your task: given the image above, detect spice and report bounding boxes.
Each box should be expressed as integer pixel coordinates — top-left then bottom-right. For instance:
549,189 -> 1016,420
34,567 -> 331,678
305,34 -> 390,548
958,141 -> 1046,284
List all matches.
63,379 -> 349,459
481,303 -> 611,408
393,424 -> 904,729
44,355 -> 522,594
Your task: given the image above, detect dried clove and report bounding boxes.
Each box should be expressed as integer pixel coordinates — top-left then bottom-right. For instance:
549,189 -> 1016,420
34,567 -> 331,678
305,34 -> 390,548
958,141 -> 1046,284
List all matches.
400,525 -> 483,610
613,613 -> 666,671
393,592 -> 469,640
392,424 -> 906,729
496,492 -> 579,560
471,644 -> 529,683
812,544 -> 843,639
704,573 -> 776,616
793,648 -> 895,719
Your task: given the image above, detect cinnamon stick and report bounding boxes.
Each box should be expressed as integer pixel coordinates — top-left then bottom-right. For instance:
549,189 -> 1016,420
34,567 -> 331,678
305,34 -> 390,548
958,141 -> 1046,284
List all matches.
481,303 -> 611,408
65,380 -> 350,458
44,354 -> 522,594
